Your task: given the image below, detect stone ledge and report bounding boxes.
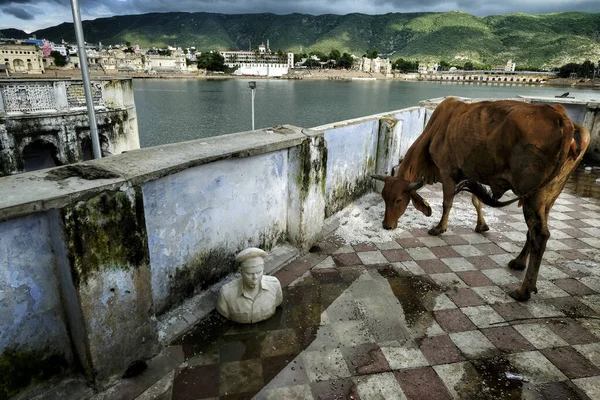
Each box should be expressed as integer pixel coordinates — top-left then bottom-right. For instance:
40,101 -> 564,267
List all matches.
0,125 -> 306,222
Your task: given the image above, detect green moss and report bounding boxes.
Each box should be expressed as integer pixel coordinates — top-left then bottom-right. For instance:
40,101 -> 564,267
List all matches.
64,188 -> 149,288
295,137 -> 328,202
0,349 -> 68,399
326,175 -> 374,218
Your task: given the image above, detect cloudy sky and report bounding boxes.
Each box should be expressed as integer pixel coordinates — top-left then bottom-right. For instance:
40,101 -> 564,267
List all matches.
1,0 -> 599,32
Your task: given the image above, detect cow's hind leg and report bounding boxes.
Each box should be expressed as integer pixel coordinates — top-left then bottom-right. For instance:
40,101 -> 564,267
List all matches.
508,232 -> 529,271
472,195 -> 489,233
509,199 -> 549,302
429,176 -> 454,236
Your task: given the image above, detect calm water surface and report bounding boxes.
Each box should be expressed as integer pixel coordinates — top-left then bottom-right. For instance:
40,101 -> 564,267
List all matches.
133,79 -> 600,148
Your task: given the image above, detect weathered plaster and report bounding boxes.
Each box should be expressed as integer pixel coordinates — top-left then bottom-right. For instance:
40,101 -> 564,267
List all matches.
0,212 -> 72,396
142,151 -> 289,314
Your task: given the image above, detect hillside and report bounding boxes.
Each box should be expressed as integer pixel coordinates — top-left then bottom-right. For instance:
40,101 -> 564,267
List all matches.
27,11 -> 600,68
0,28 -> 29,39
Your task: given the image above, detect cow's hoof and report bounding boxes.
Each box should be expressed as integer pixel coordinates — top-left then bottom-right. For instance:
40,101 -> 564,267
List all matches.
428,226 -> 446,236
508,259 -> 526,271
475,223 -> 489,233
508,287 -> 531,302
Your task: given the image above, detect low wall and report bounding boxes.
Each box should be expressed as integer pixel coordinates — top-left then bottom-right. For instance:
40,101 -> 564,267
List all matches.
1,94 -> 598,396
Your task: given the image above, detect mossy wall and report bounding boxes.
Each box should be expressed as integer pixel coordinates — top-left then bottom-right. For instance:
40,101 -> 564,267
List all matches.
63,187 -> 157,384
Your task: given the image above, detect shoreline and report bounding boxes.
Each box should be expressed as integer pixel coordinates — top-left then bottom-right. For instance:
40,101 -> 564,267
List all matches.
5,69 -> 600,89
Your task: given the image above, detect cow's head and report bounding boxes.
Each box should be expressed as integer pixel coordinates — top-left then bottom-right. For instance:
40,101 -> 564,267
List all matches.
371,174 -> 432,230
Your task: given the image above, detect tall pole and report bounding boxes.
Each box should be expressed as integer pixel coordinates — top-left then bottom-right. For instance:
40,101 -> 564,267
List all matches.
70,0 -> 101,159
251,88 -> 255,131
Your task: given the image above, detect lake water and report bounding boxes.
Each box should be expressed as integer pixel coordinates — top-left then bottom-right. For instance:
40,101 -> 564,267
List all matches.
133,79 -> 600,148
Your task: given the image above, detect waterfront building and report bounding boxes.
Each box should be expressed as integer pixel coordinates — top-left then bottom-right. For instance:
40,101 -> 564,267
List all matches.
354,56 -> 392,74
0,43 -> 45,74
220,42 -> 294,77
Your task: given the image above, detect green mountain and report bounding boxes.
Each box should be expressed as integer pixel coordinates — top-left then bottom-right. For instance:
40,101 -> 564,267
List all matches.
28,11 -> 600,68
0,28 -> 30,39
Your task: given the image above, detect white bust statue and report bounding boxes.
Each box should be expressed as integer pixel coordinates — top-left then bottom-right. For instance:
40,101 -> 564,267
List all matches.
216,247 -> 283,323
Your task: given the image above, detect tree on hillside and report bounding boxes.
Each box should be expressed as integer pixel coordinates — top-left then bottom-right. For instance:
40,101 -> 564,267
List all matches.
50,50 -> 67,67
364,49 -> 378,59
197,52 -> 225,71
338,53 -> 353,69
329,49 -> 341,63
309,50 -> 326,61
393,58 -> 418,73
439,60 -> 450,71
580,60 -> 595,78
464,61 -> 474,71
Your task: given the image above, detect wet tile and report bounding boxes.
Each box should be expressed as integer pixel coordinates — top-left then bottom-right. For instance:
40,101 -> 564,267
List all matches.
416,259 -> 451,274
419,335 -> 464,365
261,355 -> 295,386
547,320 -> 599,345
400,260 -> 426,275
513,323 -> 569,349
173,364 -> 219,399
313,256 -> 336,270
448,288 -> 486,307
333,252 -> 362,267
395,367 -> 452,400
260,384 -> 313,400
573,376 -> 600,400
430,246 -> 462,259
434,309 -> 477,333
355,372 -> 407,400
574,343 -> 600,368
423,293 -> 457,312
441,257 -> 476,272
341,343 -> 390,375
541,346 -> 600,379
261,356 -> 309,390
331,320 -> 375,346
380,345 -> 429,370
260,329 -> 301,358
523,300 -> 565,319
507,351 -> 567,384
219,332 -> 265,363
467,255 -> 502,270
219,359 -> 264,396
481,326 -> 535,353
537,381 -> 592,400
491,302 -> 534,321
302,348 -> 351,382
311,269 -> 344,284
433,362 -> 480,399
406,247 -> 437,261
461,305 -> 506,328
381,249 -> 411,262
449,330 -> 500,359
310,377 -> 358,400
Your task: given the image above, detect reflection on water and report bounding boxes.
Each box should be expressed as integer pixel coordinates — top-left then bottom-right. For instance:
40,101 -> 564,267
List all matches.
565,165 -> 600,199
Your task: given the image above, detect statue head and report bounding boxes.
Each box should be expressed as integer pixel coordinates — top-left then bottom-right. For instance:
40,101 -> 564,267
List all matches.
235,247 -> 267,290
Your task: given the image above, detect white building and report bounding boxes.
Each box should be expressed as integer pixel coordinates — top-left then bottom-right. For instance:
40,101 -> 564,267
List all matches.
220,43 -> 294,77
418,62 -> 438,74
354,56 -> 392,75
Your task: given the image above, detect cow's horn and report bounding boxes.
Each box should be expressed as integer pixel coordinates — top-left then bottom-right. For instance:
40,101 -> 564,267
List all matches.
370,174 -> 388,182
407,177 -> 425,191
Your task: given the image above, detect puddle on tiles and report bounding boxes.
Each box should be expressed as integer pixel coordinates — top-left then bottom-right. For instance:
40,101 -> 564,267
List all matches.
565,165 -> 600,199
454,356 -> 526,400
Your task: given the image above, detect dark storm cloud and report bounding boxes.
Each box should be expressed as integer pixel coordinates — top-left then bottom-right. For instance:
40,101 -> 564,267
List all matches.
2,4 -> 34,19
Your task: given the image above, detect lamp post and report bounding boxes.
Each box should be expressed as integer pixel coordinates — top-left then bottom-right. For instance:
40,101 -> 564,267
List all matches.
248,81 -> 256,130
70,0 -> 101,159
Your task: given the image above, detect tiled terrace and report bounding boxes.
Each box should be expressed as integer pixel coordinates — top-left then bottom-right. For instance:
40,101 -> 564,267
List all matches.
110,178 -> 600,400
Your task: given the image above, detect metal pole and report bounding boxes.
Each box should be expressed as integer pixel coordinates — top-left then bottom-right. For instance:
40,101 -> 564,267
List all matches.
251,88 -> 255,131
70,0 -> 101,159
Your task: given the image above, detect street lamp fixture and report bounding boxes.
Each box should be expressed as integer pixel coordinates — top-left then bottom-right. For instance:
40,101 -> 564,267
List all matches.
248,81 -> 256,130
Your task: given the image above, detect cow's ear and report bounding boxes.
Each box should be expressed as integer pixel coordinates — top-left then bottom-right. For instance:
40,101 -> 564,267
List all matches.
409,191 -> 432,217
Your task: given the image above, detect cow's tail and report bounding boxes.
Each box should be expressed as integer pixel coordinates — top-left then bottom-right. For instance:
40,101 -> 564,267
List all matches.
455,180 -> 521,208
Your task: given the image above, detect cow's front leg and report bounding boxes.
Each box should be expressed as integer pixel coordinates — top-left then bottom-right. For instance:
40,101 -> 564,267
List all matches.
509,200 -> 548,302
472,195 -> 489,233
429,178 -> 454,236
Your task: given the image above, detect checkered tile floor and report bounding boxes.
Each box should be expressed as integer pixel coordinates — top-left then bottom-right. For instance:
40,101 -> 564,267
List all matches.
162,181 -> 600,400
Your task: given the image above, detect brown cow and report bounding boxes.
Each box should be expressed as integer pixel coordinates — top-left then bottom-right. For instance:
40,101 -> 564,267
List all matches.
372,97 -> 590,301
